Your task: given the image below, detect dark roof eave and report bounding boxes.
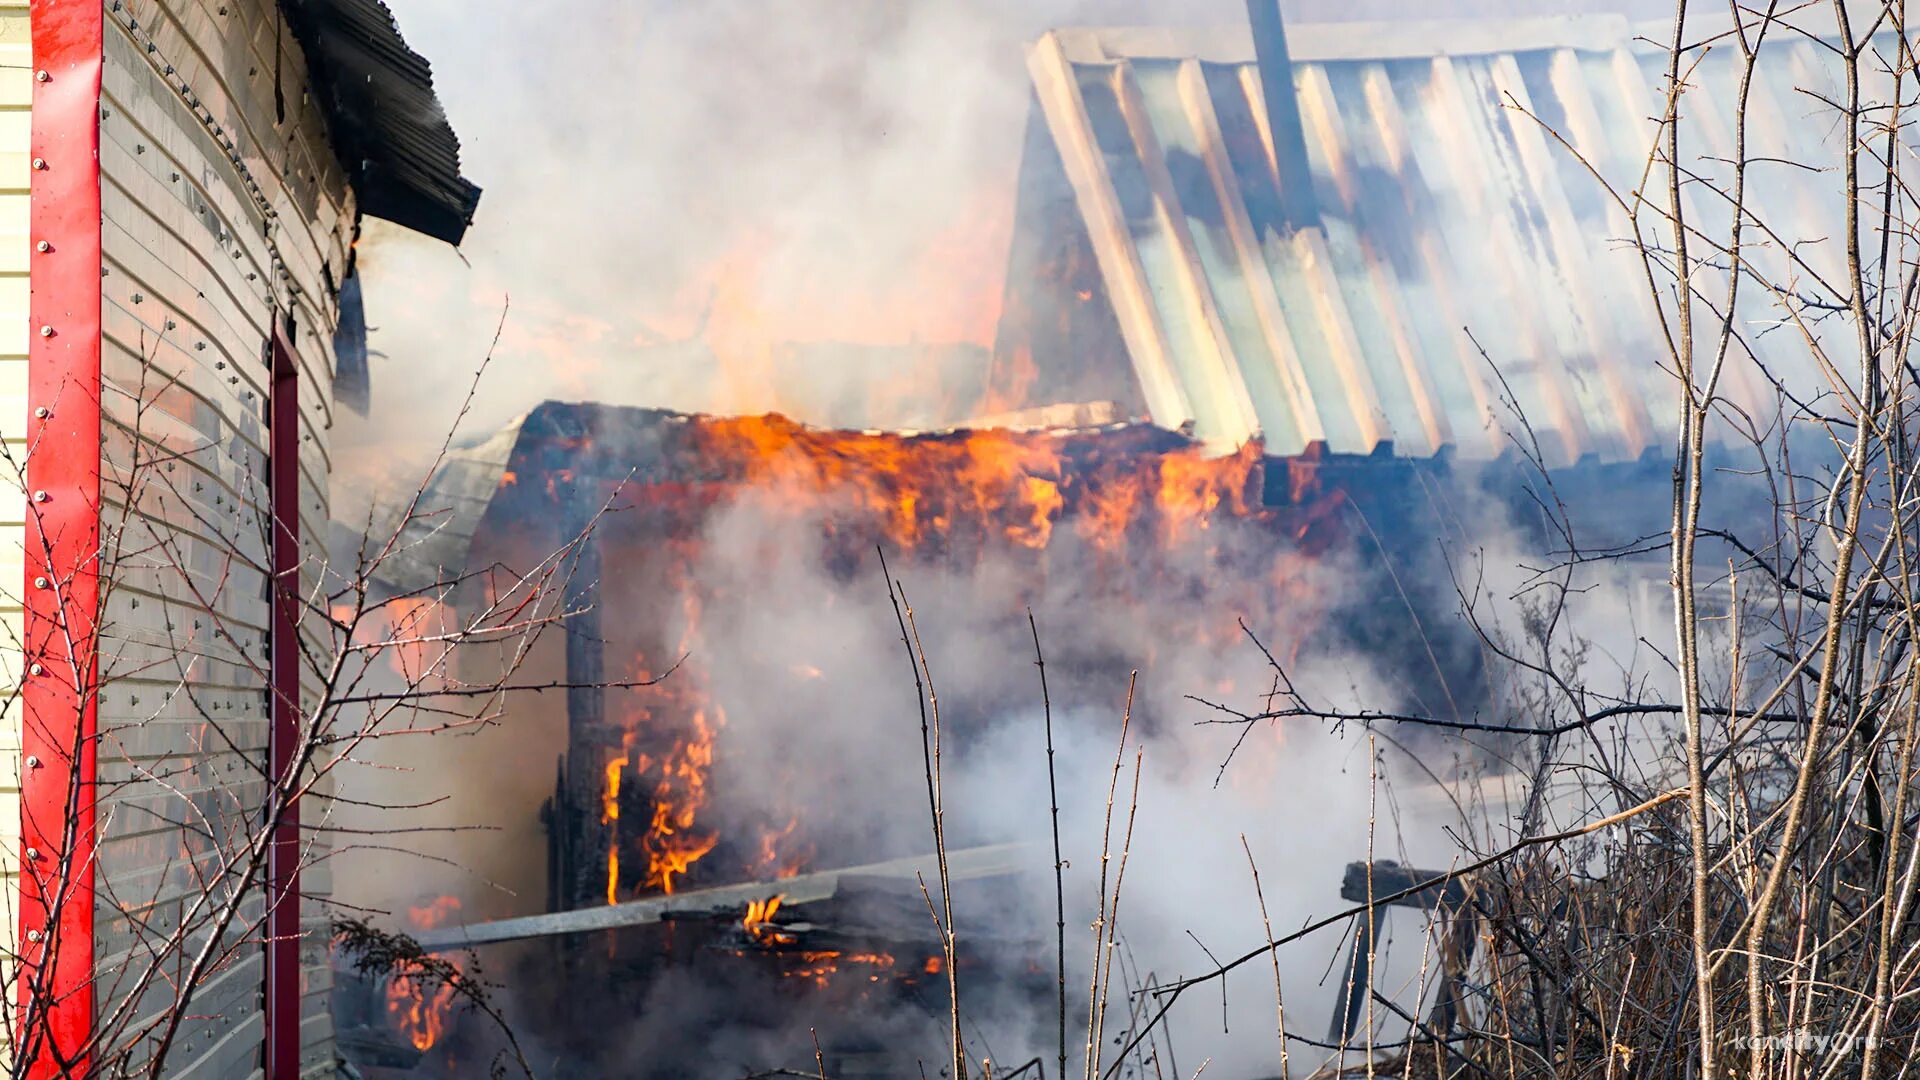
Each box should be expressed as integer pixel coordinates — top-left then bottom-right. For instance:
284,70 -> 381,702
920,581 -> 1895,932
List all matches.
279,0 -> 481,246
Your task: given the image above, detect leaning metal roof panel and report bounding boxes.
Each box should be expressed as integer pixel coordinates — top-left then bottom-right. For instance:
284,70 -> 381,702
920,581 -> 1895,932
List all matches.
1025,14 -> 1873,464
281,0 -> 481,244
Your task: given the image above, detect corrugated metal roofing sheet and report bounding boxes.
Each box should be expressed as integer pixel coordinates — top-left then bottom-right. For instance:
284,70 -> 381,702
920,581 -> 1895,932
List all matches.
1024,14 -> 1872,463
370,413 -> 525,594
281,0 -> 481,244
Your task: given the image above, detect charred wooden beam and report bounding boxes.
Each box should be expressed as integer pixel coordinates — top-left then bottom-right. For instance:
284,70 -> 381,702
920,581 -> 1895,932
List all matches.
1338,860 -> 1469,910
541,756 -> 582,914
1331,860 -> 1478,1046
414,842 -> 1036,951
1328,904 -> 1380,1045
560,501 -> 606,910
1245,0 -> 1321,232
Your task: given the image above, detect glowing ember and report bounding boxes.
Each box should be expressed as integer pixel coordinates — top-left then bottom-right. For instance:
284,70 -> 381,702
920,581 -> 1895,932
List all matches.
780,949 -> 897,988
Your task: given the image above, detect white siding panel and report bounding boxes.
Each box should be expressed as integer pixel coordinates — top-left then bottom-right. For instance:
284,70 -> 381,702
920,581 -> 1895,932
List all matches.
96,0 -> 353,1072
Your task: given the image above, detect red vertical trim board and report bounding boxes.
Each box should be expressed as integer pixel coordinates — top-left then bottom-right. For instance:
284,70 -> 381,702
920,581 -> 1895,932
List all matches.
265,324 -> 303,1079
21,2 -> 105,1076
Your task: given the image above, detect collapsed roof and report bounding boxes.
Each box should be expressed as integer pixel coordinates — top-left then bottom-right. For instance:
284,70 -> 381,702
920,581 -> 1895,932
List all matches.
280,0 -> 481,244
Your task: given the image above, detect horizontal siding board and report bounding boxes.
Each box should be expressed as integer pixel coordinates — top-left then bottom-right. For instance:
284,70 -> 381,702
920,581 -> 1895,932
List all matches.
100,36 -> 275,305
96,893 -> 265,971
103,5 -> 346,328
97,951 -> 264,1077
137,0 -> 352,266
98,557 -> 271,642
93,0 -> 355,1070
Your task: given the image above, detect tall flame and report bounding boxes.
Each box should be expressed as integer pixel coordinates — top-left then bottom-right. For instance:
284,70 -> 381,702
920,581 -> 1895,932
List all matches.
602,756 -> 628,825
603,751 -> 629,905
642,707 -> 720,894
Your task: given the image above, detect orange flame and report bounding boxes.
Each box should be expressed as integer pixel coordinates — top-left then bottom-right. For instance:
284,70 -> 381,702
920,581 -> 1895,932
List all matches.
742,893 -> 797,947
602,756 -> 628,825
407,895 -> 462,930
641,710 -> 721,894
584,416 -> 1298,908
603,734 -> 634,904
386,897 -> 463,1052
752,816 -> 810,880
385,973 -> 456,1053
682,415 -> 1264,555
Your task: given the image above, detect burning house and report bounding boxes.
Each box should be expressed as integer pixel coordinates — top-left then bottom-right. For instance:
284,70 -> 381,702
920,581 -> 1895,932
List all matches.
356,4 -> 1849,1076
369,402 -> 1478,1075
8,0 -> 478,1076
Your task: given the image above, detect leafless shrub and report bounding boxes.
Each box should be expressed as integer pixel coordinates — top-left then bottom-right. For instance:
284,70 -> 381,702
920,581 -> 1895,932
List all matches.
2,310 -> 662,1076
1132,4 -> 1920,1078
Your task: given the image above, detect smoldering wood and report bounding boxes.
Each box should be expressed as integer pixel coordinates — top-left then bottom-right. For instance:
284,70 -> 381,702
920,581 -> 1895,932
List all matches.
414,842 -> 1034,950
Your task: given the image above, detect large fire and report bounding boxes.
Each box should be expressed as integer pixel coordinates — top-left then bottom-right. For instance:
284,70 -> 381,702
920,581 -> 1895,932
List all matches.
522,409 -> 1347,912
685,414 -> 1264,553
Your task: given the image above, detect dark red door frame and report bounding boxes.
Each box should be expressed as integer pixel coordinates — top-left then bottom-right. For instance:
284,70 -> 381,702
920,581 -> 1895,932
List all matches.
21,3 -> 104,1076
265,322 -> 303,1078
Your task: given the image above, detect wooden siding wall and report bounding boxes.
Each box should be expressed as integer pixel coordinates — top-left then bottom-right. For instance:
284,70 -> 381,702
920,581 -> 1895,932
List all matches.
96,0 -> 350,1074
0,0 -> 28,1041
